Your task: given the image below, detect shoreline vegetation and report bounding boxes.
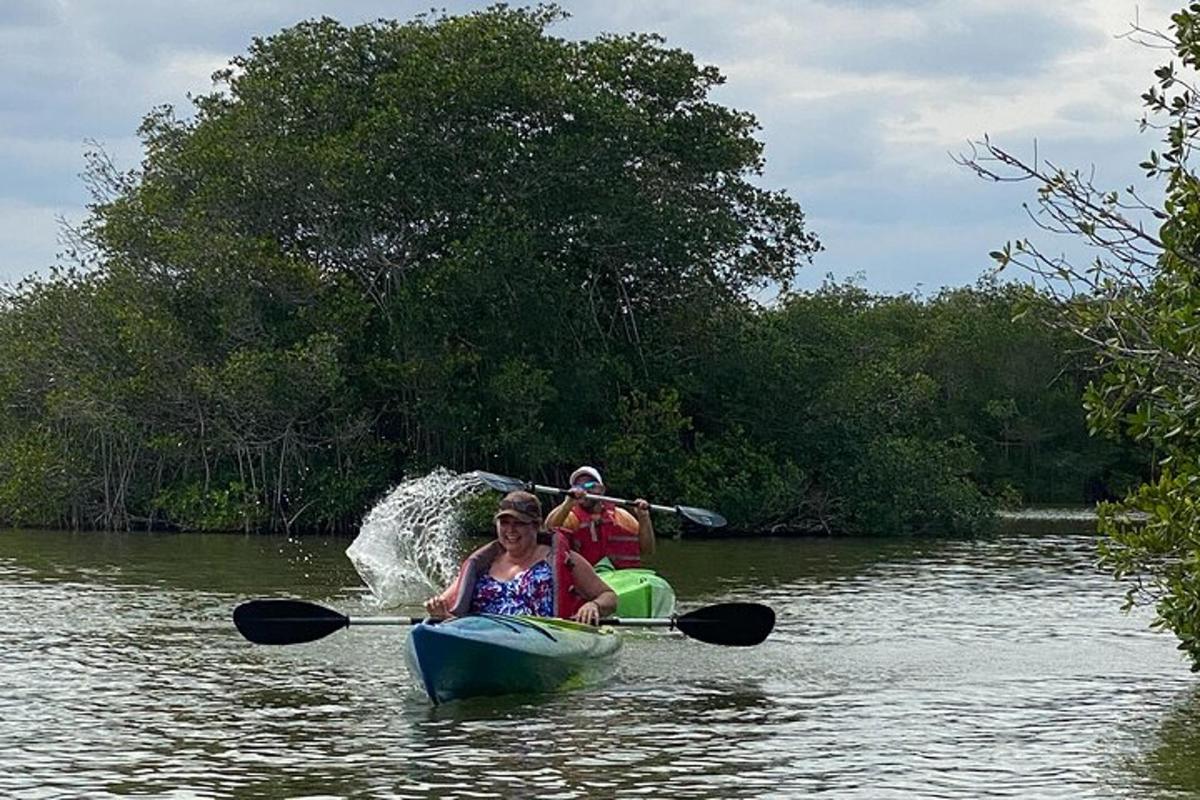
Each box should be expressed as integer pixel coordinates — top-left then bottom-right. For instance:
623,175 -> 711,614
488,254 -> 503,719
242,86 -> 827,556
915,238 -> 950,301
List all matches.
0,274 -> 1150,538
0,505 -> 1106,540
0,7 -> 1150,539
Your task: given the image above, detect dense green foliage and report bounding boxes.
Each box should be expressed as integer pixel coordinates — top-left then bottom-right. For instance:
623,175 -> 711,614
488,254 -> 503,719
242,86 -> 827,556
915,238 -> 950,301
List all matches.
0,7 -> 1144,536
965,5 -> 1200,668
676,281 -> 1144,534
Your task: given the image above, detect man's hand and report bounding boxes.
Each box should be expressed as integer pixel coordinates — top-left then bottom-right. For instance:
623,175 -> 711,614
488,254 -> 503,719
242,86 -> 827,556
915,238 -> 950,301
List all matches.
633,498 -> 651,522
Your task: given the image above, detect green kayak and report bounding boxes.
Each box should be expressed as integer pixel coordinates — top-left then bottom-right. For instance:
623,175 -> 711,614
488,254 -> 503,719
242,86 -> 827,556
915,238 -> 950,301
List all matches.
598,565 -> 676,618
406,614 -> 622,704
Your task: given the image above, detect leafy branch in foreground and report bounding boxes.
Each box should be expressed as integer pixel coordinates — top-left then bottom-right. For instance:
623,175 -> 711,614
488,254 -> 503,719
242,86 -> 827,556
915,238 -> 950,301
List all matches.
958,4 -> 1200,669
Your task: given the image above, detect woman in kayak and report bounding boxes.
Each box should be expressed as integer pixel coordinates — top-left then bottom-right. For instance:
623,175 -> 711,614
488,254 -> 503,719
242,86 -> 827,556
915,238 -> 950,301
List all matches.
423,490 -> 618,626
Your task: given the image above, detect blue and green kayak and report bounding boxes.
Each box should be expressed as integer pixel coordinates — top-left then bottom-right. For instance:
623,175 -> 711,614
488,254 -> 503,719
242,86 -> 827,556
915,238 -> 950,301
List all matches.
597,565 -> 676,618
406,614 -> 622,704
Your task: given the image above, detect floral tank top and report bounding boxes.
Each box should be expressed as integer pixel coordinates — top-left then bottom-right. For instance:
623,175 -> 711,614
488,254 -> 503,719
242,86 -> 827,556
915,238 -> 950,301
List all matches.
469,560 -> 554,616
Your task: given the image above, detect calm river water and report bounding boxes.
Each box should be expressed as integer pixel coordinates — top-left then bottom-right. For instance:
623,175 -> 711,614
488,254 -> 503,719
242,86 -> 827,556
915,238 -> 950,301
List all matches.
2,525 -> 1198,799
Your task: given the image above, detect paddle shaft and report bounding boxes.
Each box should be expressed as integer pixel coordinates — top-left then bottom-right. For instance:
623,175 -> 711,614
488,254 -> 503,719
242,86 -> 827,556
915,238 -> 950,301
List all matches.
602,617 -> 678,628
529,483 -> 674,514
349,616 -> 425,626
472,471 -> 726,527
325,614 -> 669,627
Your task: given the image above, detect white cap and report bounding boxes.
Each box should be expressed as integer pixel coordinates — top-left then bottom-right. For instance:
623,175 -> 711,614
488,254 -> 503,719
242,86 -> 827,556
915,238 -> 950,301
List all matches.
569,466 -> 603,486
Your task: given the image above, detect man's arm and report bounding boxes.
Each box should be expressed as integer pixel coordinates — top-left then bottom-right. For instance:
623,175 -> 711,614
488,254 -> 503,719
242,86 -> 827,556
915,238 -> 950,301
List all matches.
545,496 -> 575,528
633,499 -> 655,556
615,504 -> 655,556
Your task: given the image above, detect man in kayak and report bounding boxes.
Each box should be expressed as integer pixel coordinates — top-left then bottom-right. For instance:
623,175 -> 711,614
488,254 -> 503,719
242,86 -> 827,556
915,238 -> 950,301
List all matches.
544,466 -> 655,568
423,490 -> 618,626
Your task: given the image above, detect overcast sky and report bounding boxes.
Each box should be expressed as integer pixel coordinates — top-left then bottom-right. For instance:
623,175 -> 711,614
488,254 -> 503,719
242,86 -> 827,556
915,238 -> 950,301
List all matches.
0,0 -> 1179,294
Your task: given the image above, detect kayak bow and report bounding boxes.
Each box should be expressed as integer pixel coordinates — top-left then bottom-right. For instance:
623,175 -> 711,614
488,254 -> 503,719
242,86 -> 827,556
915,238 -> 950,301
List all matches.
598,566 -> 677,618
405,614 -> 622,704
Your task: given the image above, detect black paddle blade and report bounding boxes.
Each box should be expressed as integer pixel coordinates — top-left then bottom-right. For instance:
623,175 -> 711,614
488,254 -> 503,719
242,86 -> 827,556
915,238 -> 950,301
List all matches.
233,599 -> 349,645
472,471 -> 528,493
675,602 -> 775,647
676,505 -> 727,528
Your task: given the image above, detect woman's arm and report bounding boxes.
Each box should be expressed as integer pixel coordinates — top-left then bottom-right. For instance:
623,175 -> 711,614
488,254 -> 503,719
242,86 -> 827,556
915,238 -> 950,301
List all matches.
424,572 -> 462,620
568,555 -> 618,625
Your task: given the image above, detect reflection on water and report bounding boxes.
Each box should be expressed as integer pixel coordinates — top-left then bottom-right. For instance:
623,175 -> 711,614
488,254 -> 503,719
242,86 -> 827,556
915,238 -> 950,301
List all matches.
0,527 -> 1197,798
1123,685 -> 1200,799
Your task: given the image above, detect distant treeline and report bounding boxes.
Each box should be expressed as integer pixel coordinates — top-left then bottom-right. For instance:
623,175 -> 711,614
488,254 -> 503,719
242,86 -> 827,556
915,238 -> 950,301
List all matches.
0,8 -> 1148,535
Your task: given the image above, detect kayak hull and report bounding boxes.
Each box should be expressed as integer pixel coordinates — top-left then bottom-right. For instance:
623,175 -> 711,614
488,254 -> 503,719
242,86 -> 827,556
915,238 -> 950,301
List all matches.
406,615 -> 621,704
599,568 -> 676,618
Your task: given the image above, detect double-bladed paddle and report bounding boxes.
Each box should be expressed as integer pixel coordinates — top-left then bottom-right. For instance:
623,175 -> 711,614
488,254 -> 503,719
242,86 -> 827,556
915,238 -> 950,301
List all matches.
233,599 -> 774,647
473,470 -> 727,529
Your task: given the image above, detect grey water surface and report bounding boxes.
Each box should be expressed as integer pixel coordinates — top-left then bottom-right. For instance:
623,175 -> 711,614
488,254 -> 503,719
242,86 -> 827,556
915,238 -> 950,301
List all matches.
1,525 -> 1197,799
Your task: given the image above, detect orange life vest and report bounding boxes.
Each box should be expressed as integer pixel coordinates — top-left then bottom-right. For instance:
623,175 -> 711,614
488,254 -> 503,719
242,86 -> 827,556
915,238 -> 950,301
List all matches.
566,503 -> 641,568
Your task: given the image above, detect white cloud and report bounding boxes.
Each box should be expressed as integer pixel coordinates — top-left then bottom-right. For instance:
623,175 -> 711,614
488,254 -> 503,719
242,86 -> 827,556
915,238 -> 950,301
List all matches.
0,0 -> 1186,291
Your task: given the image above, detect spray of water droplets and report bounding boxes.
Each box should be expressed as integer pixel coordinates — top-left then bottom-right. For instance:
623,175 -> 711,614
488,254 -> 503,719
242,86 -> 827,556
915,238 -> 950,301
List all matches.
345,467 -> 487,608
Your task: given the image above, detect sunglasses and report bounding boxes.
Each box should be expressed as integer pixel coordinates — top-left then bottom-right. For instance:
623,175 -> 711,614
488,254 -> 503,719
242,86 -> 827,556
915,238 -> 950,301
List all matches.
574,480 -> 600,491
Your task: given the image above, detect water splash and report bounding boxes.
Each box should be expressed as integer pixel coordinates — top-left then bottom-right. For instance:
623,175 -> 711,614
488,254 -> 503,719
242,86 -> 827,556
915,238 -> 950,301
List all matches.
345,468 -> 486,608
280,535 -> 317,582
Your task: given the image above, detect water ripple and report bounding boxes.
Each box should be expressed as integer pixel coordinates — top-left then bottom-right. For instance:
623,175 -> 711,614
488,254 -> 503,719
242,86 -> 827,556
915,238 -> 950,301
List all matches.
1,529 -> 1197,798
